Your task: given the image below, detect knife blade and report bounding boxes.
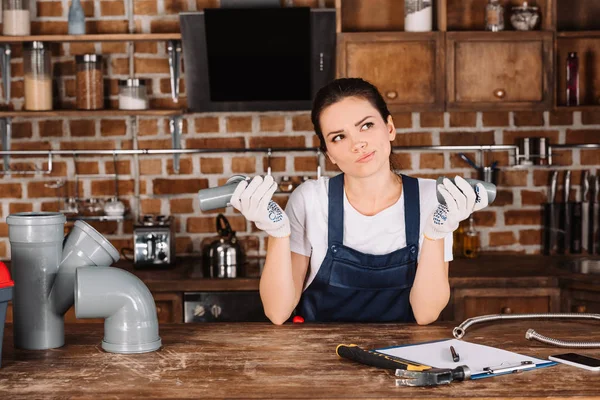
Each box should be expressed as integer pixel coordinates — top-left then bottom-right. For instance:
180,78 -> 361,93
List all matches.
582,171 -> 590,252
544,171 -> 559,255
571,171 -> 585,254
559,171 -> 572,254
564,170 -> 571,203
548,170 -> 558,203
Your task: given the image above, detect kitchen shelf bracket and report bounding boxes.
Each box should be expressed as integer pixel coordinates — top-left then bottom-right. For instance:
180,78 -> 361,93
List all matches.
170,115 -> 183,174
167,40 -> 182,103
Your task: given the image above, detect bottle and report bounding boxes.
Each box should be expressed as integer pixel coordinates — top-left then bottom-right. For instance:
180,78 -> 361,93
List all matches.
485,0 -> 504,32
462,216 -> 480,259
68,0 -> 86,35
566,52 -> 579,107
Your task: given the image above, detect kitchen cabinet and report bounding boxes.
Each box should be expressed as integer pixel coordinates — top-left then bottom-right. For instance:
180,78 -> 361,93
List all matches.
450,287 -> 561,322
153,292 -> 184,324
337,32 -> 445,112
561,285 -> 600,314
446,32 -> 554,111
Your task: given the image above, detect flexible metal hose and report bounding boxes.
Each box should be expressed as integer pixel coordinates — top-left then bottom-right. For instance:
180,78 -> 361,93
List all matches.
453,313 -> 600,348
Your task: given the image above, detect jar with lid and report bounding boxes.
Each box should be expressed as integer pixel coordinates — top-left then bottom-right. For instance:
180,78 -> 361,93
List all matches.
118,79 -> 149,110
2,0 -> 30,36
485,0 -> 504,32
75,54 -> 104,110
24,41 -> 53,111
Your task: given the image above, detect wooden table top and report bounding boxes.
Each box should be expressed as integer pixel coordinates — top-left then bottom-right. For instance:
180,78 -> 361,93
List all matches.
1,321 -> 599,399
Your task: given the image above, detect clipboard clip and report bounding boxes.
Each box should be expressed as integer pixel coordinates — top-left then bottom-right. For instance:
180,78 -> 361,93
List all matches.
483,361 -> 535,374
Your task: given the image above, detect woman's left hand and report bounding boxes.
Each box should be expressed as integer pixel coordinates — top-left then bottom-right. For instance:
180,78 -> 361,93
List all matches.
424,176 -> 489,240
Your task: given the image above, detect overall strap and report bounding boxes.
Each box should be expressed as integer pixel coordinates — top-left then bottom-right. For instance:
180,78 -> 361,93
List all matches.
401,174 -> 420,246
328,173 -> 345,247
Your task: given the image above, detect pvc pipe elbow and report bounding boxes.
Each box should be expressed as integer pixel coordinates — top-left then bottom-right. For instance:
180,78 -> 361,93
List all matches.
75,266 -> 162,353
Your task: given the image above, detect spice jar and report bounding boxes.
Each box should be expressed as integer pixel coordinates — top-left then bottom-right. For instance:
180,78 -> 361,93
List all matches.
76,54 -> 104,110
2,0 -> 30,36
485,0 -> 504,32
24,41 -> 53,111
118,79 -> 149,110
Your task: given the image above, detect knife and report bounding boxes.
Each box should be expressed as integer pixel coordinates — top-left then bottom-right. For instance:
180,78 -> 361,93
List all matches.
571,171 -> 585,254
594,176 -> 600,254
543,171 -> 559,255
559,171 -> 572,254
548,170 -> 558,203
581,171 -> 590,252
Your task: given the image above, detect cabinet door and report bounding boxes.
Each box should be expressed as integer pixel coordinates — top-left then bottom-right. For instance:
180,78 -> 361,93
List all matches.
447,32 -> 553,111
453,287 -> 560,321
562,288 -> 600,314
153,292 -> 183,324
338,32 -> 445,112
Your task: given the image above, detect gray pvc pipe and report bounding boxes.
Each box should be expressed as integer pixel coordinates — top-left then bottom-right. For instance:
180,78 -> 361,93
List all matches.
75,266 -> 162,354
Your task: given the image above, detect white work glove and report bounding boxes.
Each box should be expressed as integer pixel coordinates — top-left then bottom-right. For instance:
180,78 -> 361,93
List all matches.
230,175 -> 291,238
424,176 -> 489,241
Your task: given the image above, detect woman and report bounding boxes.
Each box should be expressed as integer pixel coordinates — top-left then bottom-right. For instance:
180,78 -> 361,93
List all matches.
231,78 -> 488,325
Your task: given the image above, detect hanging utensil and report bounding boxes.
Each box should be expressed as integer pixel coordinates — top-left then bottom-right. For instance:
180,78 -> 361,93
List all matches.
571,171 -> 586,254
543,170 -> 558,255
581,171 -> 590,253
458,153 -> 479,170
104,153 -> 125,217
559,170 -> 572,254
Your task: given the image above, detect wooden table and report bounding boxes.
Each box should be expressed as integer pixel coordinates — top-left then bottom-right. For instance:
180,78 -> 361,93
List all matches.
0,321 -> 599,399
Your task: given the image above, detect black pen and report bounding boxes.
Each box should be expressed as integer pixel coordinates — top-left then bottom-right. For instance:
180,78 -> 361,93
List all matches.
450,345 -> 460,362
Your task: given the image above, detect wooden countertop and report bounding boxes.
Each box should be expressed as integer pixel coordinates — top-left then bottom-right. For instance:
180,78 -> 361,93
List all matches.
1,321 -> 599,399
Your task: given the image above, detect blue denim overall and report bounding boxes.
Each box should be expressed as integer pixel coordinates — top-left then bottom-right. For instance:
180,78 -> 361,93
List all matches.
297,173 -> 420,322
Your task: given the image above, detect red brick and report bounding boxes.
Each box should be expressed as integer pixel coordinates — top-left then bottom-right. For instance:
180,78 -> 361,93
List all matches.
91,179 -> 135,196
101,42 -> 127,53
31,21 -> 68,34
249,136 -> 305,148
260,116 -> 286,132
79,1 -> 95,16
489,231 -> 516,247
494,190 -> 513,206
294,156 -> 318,172
138,139 -> 172,149
12,142 -> 52,152
519,229 -> 542,245
8,202 -> 32,214
505,210 -> 542,225
40,201 -> 62,212
440,131 -> 494,146
76,161 -> 99,175
582,111 -> 600,125
176,236 -> 194,253
498,170 -> 528,187
195,117 -> 220,133
196,0 -> 219,9
141,198 -> 162,214
521,190 -> 546,206
26,181 -> 61,198
565,129 -> 600,144
473,211 -> 496,227
167,158 -> 193,175
150,19 -> 180,33
70,120 -> 96,137
138,119 -> 159,136
188,215 -> 245,233
37,1 -> 64,17
101,120 -> 127,136
200,158 -> 224,174
482,112 -> 509,127
0,183 -> 22,198
551,149 -> 573,166
226,116 -> 253,133
263,156 -> 286,173
550,110 -> 574,126
292,114 -> 313,132
60,141 -> 115,150
159,78 -> 185,95
100,1 -> 125,16
392,132 -> 432,146
390,152 -> 412,170
134,0 -> 157,14
153,178 -> 208,195
86,20 -> 128,34
581,150 -> 600,165
44,161 -> 68,177
449,112 -> 476,127
105,160 -> 131,175
134,57 -> 169,74
170,198 -> 194,214
419,153 -> 444,169
502,130 -> 559,146
187,137 -> 246,149
231,157 -> 256,173
10,80 -> 23,99
514,111 -> 544,126
12,122 -> 32,139
420,112 -> 444,128
70,42 -> 96,55
110,58 -> 129,75
133,42 -> 157,54
164,0 -> 188,13
140,159 -> 163,175
390,112 -> 412,129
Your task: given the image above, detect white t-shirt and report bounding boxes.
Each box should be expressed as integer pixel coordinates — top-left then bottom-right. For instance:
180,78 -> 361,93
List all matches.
285,176 -> 453,291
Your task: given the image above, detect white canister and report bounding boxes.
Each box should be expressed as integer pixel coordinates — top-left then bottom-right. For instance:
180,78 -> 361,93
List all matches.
405,0 -> 433,32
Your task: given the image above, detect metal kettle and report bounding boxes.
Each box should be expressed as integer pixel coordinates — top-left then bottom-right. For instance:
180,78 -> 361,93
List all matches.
205,214 -> 245,278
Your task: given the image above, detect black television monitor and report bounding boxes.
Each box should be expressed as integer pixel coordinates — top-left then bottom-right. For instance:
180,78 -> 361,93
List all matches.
180,7 -> 336,112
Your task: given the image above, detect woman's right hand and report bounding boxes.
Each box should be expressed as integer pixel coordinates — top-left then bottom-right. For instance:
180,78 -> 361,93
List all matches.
230,175 -> 291,238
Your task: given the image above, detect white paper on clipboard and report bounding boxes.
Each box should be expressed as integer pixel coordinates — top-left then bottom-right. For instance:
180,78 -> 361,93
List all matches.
375,339 -> 556,379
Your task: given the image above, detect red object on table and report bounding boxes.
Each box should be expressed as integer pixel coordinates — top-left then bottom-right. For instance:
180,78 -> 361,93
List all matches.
292,316 -> 304,324
0,262 -> 13,288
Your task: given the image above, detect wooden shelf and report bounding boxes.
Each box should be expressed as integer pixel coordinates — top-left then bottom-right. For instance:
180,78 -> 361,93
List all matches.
0,109 -> 184,118
557,31 -> 600,38
555,105 -> 600,111
0,33 -> 181,43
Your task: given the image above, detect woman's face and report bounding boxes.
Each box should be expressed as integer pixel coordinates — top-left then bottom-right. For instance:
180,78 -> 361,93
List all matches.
320,96 -> 396,178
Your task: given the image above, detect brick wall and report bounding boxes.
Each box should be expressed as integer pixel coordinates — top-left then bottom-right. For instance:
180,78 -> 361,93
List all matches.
0,1 -> 599,260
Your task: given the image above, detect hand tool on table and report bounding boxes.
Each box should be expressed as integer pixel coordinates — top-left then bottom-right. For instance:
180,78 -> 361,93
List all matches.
570,171 -> 586,254
336,344 -> 471,387
581,171 -> 590,253
543,171 -> 558,255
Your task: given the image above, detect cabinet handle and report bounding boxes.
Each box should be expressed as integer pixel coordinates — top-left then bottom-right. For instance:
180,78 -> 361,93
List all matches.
211,304 -> 222,319
493,88 -> 506,99
156,306 -> 162,314
572,305 -> 587,313
501,307 -> 512,314
385,90 -> 398,100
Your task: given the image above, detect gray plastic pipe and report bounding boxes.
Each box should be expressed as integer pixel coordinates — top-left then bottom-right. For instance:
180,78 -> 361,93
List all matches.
75,266 -> 162,354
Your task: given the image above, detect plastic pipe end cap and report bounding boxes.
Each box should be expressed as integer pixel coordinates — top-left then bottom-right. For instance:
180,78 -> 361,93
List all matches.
0,262 -> 14,288
102,338 -> 162,354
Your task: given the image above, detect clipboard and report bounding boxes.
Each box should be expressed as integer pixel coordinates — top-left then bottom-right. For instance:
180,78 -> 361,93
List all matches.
375,338 -> 557,380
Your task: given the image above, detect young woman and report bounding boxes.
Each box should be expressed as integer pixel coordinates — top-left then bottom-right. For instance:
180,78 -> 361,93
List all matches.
230,78 -> 488,325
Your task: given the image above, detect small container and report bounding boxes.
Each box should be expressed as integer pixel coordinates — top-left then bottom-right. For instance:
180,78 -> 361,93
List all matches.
24,41 -> 53,111
2,0 -> 30,36
462,216 -> 480,258
0,261 -> 14,368
118,79 -> 149,110
80,198 -> 104,216
510,1 -> 539,31
76,54 -> 104,110
485,0 -> 504,32
404,0 -> 432,32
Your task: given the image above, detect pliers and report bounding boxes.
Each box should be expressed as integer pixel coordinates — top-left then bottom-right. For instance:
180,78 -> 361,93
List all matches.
336,344 -> 471,387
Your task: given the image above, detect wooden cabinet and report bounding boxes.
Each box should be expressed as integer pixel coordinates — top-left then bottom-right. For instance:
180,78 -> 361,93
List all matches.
561,286 -> 600,314
337,32 -> 445,111
451,287 -> 560,321
446,32 -> 554,111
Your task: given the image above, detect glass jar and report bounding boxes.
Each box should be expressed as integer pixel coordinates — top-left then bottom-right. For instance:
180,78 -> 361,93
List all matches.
75,54 -> 104,110
24,41 -> 53,111
404,0 -> 432,32
485,0 -> 504,32
2,0 -> 30,36
118,79 -> 149,110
